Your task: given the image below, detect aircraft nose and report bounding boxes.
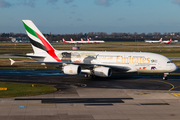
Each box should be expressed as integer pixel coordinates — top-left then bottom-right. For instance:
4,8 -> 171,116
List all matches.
172,63 -> 177,72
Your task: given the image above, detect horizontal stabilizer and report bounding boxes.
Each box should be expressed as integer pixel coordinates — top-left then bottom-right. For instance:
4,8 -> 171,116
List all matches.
0,54 -> 45,58
9,58 -> 15,65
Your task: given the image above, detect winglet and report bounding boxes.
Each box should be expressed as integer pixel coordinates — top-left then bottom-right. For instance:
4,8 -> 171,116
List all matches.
9,58 -> 15,65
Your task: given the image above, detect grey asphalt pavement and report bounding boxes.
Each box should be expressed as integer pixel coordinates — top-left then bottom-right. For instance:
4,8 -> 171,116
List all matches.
0,70 -> 180,120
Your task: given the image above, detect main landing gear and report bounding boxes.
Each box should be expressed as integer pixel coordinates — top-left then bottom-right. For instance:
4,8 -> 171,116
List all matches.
163,73 -> 169,80
84,74 -> 91,78
84,74 -> 96,78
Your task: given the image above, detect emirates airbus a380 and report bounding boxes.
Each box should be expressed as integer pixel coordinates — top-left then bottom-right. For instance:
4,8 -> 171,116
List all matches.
10,20 -> 177,80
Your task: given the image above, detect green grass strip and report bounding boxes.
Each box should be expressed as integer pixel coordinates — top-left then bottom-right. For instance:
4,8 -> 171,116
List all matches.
0,82 -> 57,98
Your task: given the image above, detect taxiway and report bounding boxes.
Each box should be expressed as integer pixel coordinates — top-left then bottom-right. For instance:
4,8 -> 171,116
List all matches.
0,70 -> 180,120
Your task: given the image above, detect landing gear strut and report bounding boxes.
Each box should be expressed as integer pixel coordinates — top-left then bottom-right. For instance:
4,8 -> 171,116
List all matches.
85,74 -> 91,78
163,73 -> 169,80
84,74 -> 96,78
84,70 -> 95,78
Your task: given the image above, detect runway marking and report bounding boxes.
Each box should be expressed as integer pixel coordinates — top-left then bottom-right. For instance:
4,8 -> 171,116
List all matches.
135,79 -> 180,98
172,86 -> 180,97
174,94 -> 180,97
147,80 -> 180,98
150,80 -> 178,98
132,90 -> 167,97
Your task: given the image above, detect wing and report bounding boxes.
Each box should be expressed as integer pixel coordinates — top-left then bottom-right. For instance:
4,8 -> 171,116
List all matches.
9,59 -> 131,72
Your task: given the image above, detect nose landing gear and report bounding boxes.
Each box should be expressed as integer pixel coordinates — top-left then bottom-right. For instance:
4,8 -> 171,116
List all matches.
163,73 -> 169,80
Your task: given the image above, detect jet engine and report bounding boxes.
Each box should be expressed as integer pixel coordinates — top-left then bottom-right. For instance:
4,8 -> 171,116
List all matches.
63,65 -> 81,75
93,67 -> 112,77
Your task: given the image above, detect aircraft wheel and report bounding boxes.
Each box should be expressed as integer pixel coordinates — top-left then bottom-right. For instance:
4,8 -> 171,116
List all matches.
88,74 -> 92,78
163,77 -> 167,80
85,74 -> 93,78
84,74 -> 88,78
163,73 -> 169,80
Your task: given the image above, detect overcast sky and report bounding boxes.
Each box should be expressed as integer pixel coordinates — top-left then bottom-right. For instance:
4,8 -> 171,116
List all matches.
1,0 -> 180,34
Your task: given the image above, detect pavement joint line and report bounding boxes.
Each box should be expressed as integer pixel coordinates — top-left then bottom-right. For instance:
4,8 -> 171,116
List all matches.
0,103 -> 50,108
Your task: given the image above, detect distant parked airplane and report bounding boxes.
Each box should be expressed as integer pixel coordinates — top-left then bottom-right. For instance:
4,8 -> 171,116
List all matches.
71,38 -> 88,44
162,38 -> 172,44
62,38 -> 77,44
63,38 -> 90,44
63,38 -> 104,44
145,38 -> 162,43
87,38 -> 105,43
80,38 -> 88,44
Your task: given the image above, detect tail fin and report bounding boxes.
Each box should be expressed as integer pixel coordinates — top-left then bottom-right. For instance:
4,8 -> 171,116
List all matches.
160,38 -> 162,42
87,38 -> 90,41
71,38 -> 74,42
81,38 -> 84,41
169,38 -> 172,43
62,38 -> 67,43
22,20 -> 61,62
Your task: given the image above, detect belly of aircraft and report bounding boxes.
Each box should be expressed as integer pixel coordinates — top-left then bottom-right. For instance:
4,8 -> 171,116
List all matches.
137,69 -> 169,73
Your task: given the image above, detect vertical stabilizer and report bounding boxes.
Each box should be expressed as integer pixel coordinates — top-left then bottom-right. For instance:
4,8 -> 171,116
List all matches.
22,20 -> 61,62
62,38 -> 67,43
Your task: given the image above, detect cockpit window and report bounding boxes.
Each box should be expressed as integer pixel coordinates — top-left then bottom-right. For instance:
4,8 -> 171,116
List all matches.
167,61 -> 173,63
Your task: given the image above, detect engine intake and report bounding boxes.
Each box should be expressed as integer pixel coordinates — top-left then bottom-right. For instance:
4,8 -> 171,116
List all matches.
94,67 -> 112,77
63,65 -> 81,75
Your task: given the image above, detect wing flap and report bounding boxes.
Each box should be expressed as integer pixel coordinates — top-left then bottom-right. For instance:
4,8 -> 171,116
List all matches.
9,59 -> 131,72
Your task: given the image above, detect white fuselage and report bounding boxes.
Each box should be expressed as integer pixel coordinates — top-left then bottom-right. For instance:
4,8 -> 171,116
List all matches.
145,40 -> 161,43
162,40 -> 171,44
22,20 -> 177,78
39,50 -> 177,74
90,40 -> 105,43
87,38 -> 105,43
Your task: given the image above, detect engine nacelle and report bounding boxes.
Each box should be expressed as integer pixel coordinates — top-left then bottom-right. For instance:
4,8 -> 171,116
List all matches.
63,65 -> 81,75
94,67 -> 112,77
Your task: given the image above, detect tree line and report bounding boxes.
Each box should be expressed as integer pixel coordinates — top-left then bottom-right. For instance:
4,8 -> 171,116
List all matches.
0,32 -> 180,42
